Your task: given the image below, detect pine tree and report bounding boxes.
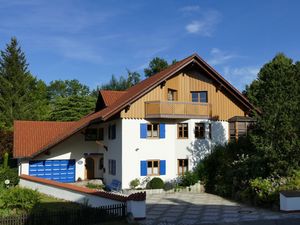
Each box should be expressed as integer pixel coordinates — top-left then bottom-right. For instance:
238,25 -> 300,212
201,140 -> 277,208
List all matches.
0,37 -> 49,129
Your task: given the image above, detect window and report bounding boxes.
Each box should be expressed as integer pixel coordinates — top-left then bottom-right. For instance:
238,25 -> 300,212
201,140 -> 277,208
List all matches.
108,159 -> 116,175
167,89 -> 177,101
108,124 -> 116,140
191,91 -> 208,103
98,128 -> 104,141
195,123 -> 205,139
177,123 -> 188,138
141,160 -> 166,176
208,123 -> 212,139
178,159 -> 188,175
147,160 -> 160,175
140,123 -> 165,139
147,123 -> 159,138
85,129 -> 98,141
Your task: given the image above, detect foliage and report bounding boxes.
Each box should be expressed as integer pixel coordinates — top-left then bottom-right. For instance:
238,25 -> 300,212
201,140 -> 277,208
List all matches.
1,187 -> 40,211
199,137 -> 266,198
0,37 -> 49,129
47,79 -> 91,100
179,171 -> 198,187
246,53 -> 300,176
48,95 -> 95,121
0,130 -> 13,157
129,178 -> 140,189
249,177 -> 280,206
2,152 -> 8,168
144,57 -> 169,77
85,183 -> 104,190
146,177 -> 164,189
0,167 -> 19,188
163,180 -> 178,191
100,70 -> 141,91
282,170 -> 300,191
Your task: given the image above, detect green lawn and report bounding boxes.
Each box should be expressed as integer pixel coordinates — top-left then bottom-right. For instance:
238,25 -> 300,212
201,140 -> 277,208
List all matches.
33,193 -> 82,212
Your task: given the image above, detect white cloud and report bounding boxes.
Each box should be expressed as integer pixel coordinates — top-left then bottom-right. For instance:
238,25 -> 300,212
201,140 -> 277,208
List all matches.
180,5 -> 200,12
223,66 -> 259,91
185,10 -> 221,36
208,48 -> 237,66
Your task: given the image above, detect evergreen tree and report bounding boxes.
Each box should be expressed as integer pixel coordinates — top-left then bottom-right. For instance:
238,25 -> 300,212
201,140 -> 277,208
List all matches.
100,70 -> 141,91
144,57 -> 169,77
247,53 -> 300,175
47,79 -> 90,100
0,38 -> 49,129
47,79 -> 96,121
48,95 -> 95,121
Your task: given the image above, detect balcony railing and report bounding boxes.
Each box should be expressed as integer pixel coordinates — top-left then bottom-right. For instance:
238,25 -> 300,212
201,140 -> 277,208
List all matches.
145,101 -> 211,119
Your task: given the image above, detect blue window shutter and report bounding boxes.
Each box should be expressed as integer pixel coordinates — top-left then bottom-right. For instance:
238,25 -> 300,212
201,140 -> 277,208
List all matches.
159,124 -> 165,138
160,160 -> 166,175
140,161 -> 147,176
140,123 -> 147,138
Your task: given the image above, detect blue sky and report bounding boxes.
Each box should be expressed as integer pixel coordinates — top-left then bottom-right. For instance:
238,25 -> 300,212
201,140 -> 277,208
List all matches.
0,0 -> 299,91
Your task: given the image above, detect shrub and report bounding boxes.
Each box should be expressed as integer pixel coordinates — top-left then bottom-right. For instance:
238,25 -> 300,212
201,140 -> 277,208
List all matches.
163,180 -> 177,191
0,167 -> 19,188
1,187 -> 40,211
249,177 -> 280,206
129,178 -> 140,189
146,177 -> 164,189
179,171 -> 198,187
282,170 -> 300,190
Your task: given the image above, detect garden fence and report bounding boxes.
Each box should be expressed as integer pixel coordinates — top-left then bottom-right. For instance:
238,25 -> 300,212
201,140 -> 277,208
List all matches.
0,203 -> 127,225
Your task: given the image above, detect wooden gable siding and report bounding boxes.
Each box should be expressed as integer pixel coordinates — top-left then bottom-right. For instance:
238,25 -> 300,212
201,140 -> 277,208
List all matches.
121,70 -> 246,120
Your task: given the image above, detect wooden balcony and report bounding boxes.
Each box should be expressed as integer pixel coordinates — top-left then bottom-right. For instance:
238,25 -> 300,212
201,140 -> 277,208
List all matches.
145,101 -> 211,119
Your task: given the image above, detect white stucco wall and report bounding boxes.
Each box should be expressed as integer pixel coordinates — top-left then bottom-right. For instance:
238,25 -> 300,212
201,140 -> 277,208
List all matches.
19,117 -> 228,190
121,118 -> 229,189
19,119 -> 123,186
19,178 -> 121,207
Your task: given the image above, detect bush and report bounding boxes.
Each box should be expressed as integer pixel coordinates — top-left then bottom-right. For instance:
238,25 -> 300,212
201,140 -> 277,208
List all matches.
0,167 -> 19,188
249,177 -> 280,206
1,187 -> 40,211
179,171 -> 198,187
282,170 -> 300,190
163,180 -> 177,191
198,137 -> 267,198
129,178 -> 140,189
146,177 -> 164,189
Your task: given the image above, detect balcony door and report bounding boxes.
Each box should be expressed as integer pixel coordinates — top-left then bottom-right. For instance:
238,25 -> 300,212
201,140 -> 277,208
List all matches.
168,89 -> 178,101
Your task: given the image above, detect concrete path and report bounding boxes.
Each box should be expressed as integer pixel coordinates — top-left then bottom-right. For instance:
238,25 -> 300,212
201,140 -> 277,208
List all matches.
139,192 -> 300,225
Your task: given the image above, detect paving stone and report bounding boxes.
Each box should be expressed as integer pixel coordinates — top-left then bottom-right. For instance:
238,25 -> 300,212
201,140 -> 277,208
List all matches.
178,218 -> 197,224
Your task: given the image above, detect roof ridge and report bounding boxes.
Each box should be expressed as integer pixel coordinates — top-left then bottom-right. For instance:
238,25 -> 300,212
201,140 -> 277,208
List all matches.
14,120 -> 77,124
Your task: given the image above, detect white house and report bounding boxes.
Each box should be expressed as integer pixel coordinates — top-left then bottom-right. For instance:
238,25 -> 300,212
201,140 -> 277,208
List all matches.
14,53 -> 257,189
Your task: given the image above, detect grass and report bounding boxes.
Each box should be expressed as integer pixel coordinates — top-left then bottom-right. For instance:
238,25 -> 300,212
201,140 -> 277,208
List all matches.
85,182 -> 104,190
0,189 -> 82,217
33,193 -> 83,212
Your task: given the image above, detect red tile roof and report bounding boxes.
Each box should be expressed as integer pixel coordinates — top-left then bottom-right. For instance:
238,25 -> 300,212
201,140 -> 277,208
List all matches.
14,53 -> 258,158
20,174 -> 146,201
13,121 -> 76,158
100,90 -> 127,107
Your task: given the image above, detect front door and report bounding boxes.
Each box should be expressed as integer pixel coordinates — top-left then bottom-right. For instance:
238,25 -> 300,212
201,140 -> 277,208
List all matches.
85,157 -> 94,179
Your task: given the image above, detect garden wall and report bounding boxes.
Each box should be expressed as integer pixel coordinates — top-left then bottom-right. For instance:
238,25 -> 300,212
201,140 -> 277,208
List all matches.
19,175 -> 146,219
